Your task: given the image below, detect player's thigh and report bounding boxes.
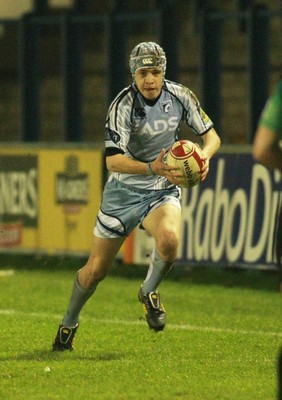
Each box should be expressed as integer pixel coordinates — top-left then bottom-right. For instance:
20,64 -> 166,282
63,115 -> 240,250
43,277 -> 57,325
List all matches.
142,204 -> 181,241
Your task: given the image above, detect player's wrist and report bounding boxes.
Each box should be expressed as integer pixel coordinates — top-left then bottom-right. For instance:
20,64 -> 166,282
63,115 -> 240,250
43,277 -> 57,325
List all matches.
147,162 -> 156,176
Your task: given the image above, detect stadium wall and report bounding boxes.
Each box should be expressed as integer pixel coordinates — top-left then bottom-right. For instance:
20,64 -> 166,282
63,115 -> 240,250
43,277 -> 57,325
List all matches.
0,144 -> 281,269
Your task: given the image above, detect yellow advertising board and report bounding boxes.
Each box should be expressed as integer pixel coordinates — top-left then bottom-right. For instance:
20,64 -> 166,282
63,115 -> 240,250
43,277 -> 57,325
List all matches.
0,145 -> 102,255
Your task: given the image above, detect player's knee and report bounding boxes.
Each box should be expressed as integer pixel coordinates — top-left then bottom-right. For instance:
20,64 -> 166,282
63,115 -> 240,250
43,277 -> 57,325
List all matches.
157,230 -> 179,262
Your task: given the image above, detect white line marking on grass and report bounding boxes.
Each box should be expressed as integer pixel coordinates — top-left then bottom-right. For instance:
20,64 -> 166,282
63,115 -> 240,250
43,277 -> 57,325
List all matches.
168,323 -> 282,337
0,269 -> 15,277
1,308 -> 281,338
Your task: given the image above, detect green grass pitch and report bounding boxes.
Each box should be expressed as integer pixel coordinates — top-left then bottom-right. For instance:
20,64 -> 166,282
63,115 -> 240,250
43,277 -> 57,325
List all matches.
0,255 -> 281,400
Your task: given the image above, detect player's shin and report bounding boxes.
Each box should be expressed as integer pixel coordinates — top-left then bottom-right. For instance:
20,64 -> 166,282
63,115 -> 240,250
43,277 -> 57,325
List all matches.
141,248 -> 174,293
62,273 -> 98,327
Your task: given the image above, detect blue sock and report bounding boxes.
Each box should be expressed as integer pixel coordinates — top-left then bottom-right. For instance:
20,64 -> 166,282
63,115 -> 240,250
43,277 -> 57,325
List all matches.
141,248 -> 173,293
62,273 -> 97,327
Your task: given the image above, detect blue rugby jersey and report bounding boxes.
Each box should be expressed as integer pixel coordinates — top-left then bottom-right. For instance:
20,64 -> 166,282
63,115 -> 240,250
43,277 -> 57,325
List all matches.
105,79 -> 213,189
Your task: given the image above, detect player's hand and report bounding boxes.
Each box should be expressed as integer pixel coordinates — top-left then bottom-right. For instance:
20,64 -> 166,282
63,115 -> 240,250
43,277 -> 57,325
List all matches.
199,148 -> 209,181
150,149 -> 182,185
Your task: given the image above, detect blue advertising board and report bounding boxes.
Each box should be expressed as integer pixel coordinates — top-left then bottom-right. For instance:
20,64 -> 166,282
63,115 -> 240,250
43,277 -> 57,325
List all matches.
178,151 -> 282,269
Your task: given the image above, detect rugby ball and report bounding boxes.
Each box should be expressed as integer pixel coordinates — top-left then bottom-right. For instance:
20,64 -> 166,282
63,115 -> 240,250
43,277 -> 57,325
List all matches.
166,140 -> 204,188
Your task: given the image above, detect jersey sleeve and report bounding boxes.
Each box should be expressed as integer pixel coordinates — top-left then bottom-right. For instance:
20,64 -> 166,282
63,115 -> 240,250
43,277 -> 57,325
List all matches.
105,88 -> 133,154
258,80 -> 282,139
184,88 -> 214,135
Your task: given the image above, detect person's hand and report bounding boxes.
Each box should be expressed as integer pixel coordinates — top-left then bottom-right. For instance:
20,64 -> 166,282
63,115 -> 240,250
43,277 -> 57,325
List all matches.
197,145 -> 209,181
150,149 -> 182,185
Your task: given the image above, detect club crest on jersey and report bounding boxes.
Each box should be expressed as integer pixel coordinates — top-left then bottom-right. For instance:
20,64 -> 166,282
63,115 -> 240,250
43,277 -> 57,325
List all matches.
162,100 -> 172,114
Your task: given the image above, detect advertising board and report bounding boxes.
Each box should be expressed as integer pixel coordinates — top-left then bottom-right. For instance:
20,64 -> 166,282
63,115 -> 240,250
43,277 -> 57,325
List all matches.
1,146 -> 281,269
123,151 -> 282,269
179,152 -> 282,269
0,146 -> 102,254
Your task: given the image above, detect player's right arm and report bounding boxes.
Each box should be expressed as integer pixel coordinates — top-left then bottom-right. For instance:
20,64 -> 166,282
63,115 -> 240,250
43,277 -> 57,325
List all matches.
106,150 -> 181,184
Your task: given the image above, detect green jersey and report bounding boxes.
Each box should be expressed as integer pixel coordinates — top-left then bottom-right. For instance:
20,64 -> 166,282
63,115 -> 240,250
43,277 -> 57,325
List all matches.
259,79 -> 282,139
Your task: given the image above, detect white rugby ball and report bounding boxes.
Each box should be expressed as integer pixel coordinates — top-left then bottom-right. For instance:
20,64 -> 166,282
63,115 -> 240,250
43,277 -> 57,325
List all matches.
166,140 -> 204,188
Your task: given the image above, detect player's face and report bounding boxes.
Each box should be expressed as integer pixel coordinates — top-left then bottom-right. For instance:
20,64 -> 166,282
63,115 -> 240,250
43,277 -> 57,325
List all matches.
135,67 -> 163,100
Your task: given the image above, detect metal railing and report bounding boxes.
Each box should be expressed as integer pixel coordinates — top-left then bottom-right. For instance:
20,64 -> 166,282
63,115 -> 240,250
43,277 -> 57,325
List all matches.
199,5 -> 282,142
0,4 -> 281,143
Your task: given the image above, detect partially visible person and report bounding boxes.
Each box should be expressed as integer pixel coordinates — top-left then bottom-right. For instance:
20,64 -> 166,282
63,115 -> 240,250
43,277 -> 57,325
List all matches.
253,78 -> 282,169
253,80 -> 282,400
253,78 -> 282,269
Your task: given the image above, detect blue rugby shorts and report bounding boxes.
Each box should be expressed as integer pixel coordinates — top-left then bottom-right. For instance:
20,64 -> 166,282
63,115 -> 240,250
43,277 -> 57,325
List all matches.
94,178 -> 181,238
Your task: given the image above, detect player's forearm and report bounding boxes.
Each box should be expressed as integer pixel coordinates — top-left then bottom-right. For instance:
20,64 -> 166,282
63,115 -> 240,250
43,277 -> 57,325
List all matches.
106,153 -> 150,175
201,128 -> 221,159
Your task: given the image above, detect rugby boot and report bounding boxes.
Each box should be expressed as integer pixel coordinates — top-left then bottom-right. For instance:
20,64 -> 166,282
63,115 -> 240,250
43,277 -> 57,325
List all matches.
138,287 -> 166,332
52,323 -> 79,351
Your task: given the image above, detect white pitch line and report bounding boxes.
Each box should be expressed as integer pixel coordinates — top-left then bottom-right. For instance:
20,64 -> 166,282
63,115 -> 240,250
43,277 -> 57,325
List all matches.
0,269 -> 15,277
0,308 -> 281,338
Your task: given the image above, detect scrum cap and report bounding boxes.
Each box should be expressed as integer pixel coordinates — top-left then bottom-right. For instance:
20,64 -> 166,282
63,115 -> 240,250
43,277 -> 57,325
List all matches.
129,42 -> 166,78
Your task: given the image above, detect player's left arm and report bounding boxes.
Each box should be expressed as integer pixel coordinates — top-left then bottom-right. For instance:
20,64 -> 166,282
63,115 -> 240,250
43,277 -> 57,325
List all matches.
200,127 -> 221,181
